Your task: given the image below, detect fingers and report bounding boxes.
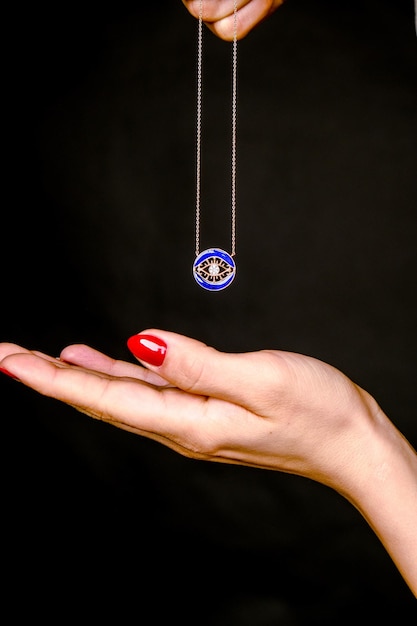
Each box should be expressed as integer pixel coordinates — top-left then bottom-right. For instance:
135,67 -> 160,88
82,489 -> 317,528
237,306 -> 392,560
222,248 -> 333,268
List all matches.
126,329 -> 285,412
0,342 -> 31,361
0,342 -> 170,388
184,0 -> 250,21
0,348 -> 177,423
183,0 -> 284,40
0,347 -> 243,460
0,335 -> 281,415
60,344 -> 171,387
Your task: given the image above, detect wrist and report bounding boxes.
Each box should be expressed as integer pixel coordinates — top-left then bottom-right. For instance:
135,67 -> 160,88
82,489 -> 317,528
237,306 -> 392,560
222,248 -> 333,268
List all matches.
337,393 -> 417,595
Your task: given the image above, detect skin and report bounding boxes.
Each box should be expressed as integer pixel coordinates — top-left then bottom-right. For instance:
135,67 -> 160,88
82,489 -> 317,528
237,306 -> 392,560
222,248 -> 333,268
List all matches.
182,0 -> 285,40
0,332 -> 416,597
1,0 -> 416,600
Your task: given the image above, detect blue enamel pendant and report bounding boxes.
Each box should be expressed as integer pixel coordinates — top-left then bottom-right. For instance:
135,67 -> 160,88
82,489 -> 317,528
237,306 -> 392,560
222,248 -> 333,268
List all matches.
193,248 -> 236,291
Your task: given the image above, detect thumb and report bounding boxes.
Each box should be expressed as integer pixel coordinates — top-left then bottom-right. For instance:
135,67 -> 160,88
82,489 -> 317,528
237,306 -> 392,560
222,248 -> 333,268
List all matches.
126,329 -> 277,408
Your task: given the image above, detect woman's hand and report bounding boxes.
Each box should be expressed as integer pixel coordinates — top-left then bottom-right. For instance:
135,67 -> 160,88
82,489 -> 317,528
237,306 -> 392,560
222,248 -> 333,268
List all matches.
182,0 -> 285,40
0,330 -> 378,482
1,329 -> 416,596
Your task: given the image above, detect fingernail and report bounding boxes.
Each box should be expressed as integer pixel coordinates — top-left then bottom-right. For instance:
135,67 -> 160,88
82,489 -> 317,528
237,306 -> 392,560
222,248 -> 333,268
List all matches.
0,367 -> 20,381
127,334 -> 167,366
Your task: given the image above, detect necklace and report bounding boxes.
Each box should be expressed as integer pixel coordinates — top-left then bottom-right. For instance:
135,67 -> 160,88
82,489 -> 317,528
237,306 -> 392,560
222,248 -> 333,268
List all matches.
192,0 -> 238,291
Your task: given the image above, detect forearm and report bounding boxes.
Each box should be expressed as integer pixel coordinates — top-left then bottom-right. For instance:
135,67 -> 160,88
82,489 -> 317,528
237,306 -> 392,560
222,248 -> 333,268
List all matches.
342,404 -> 417,597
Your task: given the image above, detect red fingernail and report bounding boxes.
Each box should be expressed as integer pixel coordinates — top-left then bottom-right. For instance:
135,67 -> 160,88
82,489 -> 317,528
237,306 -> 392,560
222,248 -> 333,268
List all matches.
0,367 -> 19,381
127,334 -> 167,366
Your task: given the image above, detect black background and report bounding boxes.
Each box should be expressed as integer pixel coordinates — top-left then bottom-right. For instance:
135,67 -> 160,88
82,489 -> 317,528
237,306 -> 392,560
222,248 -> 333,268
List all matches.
2,0 -> 417,621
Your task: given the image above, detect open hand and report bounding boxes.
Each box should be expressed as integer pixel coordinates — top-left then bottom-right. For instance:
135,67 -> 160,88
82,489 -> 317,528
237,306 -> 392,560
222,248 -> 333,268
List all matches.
1,330 -> 416,594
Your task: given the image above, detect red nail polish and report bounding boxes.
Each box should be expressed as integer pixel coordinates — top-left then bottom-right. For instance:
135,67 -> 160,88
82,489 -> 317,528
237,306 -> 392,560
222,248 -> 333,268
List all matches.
0,367 -> 19,381
127,334 -> 167,366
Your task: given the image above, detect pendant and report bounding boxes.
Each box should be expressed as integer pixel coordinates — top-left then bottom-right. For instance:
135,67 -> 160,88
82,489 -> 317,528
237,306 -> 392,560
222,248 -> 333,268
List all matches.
193,248 -> 236,291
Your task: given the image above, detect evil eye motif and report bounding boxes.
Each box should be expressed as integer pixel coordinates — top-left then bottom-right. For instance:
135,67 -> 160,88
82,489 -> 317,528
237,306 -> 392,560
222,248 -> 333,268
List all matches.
193,248 -> 236,291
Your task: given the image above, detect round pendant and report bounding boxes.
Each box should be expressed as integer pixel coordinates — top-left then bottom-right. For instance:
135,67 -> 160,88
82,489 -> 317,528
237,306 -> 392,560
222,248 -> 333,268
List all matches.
193,248 -> 236,291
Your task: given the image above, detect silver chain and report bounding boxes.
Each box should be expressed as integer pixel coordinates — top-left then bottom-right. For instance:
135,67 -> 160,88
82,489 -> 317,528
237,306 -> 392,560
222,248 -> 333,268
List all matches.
195,0 -> 238,257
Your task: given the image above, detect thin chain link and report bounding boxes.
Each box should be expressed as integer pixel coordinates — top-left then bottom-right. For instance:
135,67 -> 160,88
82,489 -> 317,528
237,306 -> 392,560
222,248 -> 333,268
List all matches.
231,1 -> 237,256
195,0 -> 238,257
